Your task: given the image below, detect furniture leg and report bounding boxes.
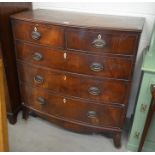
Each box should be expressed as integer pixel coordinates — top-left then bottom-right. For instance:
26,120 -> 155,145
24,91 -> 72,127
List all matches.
29,111 -> 38,117
22,106 -> 29,120
7,113 -> 18,124
113,132 -> 121,148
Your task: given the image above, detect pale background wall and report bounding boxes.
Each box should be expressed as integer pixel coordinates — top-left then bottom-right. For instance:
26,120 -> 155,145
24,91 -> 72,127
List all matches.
33,2 -> 155,117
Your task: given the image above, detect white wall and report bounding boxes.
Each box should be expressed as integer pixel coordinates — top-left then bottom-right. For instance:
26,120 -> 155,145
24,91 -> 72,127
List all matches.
33,2 -> 155,117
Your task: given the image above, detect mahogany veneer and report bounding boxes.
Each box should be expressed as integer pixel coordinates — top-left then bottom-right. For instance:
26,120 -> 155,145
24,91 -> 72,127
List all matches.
11,9 -> 145,148
0,2 -> 32,124
16,41 -> 134,80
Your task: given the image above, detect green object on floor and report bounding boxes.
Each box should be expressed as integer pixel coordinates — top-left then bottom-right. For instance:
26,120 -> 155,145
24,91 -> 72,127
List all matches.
127,24 -> 155,151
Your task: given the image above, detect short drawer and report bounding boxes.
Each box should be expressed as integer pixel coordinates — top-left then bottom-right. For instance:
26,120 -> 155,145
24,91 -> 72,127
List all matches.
21,84 -> 125,128
15,41 -> 134,80
12,20 -> 64,48
66,28 -> 139,55
18,63 -> 130,105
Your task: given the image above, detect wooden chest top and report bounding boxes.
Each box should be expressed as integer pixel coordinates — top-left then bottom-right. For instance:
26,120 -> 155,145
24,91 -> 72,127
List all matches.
11,9 -> 145,32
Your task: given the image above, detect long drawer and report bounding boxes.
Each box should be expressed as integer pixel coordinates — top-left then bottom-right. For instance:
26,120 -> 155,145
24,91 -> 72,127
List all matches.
20,84 -> 125,128
17,63 -> 130,105
66,28 -> 139,56
12,20 -> 64,48
15,41 -> 134,80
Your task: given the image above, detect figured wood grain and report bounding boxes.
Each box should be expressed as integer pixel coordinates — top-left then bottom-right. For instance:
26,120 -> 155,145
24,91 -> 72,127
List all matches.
15,41 -> 134,80
17,63 -> 130,105
20,84 -> 125,128
12,20 -> 65,48
11,9 -> 145,32
24,106 -> 123,134
66,28 -> 140,55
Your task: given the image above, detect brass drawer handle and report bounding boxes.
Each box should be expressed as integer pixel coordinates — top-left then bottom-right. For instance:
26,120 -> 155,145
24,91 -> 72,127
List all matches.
34,75 -> 44,84
31,31 -> 41,40
37,97 -> 46,105
92,34 -> 106,48
31,27 -> 41,40
87,111 -> 97,118
90,62 -> 103,72
88,87 -> 100,96
32,52 -> 43,61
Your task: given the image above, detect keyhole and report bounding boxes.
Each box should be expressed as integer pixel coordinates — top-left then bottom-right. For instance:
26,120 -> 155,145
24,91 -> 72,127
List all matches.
34,27 -> 38,32
64,52 -> 67,59
63,98 -> 67,103
64,75 -> 67,81
98,34 -> 101,39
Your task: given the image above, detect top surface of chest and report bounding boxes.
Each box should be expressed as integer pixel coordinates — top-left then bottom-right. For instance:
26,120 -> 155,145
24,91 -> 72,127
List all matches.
11,9 -> 145,32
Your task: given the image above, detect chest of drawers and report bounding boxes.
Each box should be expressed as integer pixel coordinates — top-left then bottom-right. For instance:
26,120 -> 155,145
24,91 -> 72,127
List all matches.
11,9 -> 144,148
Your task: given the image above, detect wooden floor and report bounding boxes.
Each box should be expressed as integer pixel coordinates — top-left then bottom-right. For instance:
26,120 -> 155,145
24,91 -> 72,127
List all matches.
0,58 -> 9,151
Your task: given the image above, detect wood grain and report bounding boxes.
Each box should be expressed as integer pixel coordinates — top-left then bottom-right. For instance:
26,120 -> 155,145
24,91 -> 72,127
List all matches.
11,9 -> 145,32
66,28 -> 140,55
21,84 -> 125,128
12,20 -> 65,48
0,58 -> 9,152
15,41 -> 134,80
0,2 -> 32,124
17,63 -> 130,105
11,9 -> 144,148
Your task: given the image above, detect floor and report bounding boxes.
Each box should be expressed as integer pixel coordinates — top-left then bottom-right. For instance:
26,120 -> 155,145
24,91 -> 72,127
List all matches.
8,113 -> 130,152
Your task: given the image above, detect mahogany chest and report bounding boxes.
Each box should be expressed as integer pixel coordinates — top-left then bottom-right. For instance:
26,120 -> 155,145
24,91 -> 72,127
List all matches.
11,9 -> 144,148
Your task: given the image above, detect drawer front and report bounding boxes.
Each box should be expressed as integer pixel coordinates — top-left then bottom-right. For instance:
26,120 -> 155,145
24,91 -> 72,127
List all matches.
18,63 -> 129,104
15,41 -> 133,80
66,28 -> 139,55
21,84 -> 125,128
12,20 -> 64,48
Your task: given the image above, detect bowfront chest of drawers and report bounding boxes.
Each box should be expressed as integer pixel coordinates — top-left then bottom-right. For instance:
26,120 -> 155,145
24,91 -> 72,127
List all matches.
11,9 -> 145,148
